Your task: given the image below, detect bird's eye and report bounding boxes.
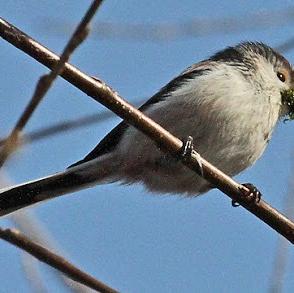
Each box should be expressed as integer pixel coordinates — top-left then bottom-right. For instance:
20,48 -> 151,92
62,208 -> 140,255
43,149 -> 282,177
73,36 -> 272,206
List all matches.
277,72 -> 286,82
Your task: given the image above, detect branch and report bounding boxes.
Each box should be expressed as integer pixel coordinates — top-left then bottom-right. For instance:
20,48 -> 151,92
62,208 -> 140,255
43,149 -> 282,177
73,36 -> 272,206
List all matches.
1,18 -> 294,243
0,173 -> 104,292
0,227 -> 118,293
0,0 -> 104,168
0,33 -> 291,149
11,211 -> 95,293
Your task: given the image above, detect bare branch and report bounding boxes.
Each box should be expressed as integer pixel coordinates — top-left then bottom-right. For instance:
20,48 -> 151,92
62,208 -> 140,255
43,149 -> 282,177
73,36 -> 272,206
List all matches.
0,174 -> 96,292
0,227 -> 118,293
1,18 -> 294,243
11,211 -> 95,293
0,28 -> 288,149
0,0 -> 104,168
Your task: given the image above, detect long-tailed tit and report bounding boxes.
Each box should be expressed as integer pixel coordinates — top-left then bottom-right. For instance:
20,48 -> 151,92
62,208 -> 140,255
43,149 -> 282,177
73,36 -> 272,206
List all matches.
1,42 -> 294,214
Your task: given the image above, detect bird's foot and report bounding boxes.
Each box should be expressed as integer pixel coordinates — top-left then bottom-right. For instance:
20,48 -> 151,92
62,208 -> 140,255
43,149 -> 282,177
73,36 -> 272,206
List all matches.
180,136 -> 194,158
178,136 -> 203,176
232,183 -> 262,207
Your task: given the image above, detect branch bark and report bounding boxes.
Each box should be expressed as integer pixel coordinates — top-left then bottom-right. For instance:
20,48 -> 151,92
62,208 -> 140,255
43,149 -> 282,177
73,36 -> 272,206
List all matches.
0,227 -> 118,293
0,0 -> 104,168
0,18 -> 294,243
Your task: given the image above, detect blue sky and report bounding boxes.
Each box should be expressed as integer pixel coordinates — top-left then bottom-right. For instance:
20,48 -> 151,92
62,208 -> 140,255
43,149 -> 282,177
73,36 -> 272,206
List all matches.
1,1 -> 294,292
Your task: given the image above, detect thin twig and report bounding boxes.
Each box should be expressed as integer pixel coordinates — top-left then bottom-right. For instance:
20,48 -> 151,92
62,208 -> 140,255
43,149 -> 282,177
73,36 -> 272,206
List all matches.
0,0 -> 104,168
0,227 -> 118,293
1,18 -> 294,243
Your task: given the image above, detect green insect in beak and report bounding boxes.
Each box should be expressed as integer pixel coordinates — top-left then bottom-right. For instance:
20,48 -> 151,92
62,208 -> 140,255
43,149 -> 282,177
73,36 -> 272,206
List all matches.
282,89 -> 294,120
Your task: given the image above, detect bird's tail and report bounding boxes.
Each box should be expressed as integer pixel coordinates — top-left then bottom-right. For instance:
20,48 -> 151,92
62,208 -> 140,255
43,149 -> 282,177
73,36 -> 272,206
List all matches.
0,155 -> 118,217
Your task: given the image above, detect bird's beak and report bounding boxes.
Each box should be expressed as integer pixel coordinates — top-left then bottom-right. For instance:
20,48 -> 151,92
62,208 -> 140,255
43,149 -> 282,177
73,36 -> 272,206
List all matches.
281,88 -> 294,120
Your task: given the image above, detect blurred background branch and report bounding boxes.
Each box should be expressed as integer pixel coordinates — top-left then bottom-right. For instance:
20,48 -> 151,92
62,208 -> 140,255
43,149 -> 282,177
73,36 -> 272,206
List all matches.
269,154 -> 294,293
41,7 -> 294,42
0,173 -> 96,292
0,226 -> 117,293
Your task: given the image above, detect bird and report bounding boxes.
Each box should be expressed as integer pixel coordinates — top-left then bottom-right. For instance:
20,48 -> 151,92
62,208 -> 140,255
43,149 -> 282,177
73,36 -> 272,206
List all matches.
0,41 -> 293,215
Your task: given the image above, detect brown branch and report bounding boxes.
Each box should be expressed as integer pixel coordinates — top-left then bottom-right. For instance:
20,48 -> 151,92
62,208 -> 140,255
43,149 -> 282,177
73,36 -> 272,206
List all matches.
11,211 -> 94,293
0,0 -> 104,168
0,44 -> 290,151
1,18 -> 294,243
0,227 -> 118,293
0,176 -> 48,292
0,174 -> 100,292
0,33 -> 291,150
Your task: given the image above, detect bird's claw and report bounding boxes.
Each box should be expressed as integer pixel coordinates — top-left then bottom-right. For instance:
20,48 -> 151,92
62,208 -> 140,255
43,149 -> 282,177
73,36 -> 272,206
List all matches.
179,136 -> 203,176
180,136 -> 194,159
232,183 -> 262,207
231,200 -> 240,207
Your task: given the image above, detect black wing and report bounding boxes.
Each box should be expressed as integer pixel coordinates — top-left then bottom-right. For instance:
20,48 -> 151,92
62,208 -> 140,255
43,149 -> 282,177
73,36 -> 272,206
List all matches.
69,65 -> 210,168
